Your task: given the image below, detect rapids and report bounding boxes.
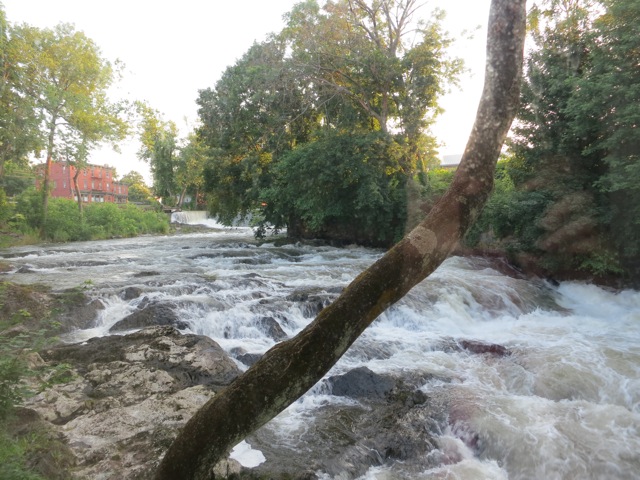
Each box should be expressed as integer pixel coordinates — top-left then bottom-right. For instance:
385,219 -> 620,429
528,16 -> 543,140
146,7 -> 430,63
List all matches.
3,222 -> 639,479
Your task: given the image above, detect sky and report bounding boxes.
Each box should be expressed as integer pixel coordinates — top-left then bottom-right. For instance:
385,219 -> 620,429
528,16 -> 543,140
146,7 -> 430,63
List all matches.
2,0 -> 491,183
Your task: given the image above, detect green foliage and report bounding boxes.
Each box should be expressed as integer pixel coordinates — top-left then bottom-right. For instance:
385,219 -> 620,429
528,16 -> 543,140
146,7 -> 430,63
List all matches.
0,189 -> 11,225
0,430 -> 45,480
43,198 -> 90,242
267,131 -> 407,245
0,279 -> 74,480
197,0 -> 454,244
484,0 -> 640,282
119,171 -> 156,204
11,192 -> 168,242
0,9 -> 42,184
136,103 -> 179,201
424,168 -> 455,198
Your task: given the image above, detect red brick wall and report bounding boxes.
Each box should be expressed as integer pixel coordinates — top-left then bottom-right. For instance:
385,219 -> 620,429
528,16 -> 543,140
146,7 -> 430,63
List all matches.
36,162 -> 129,204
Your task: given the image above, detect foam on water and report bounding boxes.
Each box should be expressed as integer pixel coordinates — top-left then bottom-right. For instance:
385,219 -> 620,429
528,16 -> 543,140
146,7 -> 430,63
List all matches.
5,231 -> 640,479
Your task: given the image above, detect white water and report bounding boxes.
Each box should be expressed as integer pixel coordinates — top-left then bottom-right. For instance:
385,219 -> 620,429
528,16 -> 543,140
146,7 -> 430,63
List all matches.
171,210 -> 251,229
3,229 -> 639,479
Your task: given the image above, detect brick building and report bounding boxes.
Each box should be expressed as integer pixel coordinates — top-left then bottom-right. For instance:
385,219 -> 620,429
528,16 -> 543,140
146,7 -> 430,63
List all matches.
36,161 -> 128,204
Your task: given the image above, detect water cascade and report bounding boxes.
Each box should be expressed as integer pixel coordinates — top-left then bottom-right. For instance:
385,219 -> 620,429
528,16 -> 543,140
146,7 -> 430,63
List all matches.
3,231 -> 639,479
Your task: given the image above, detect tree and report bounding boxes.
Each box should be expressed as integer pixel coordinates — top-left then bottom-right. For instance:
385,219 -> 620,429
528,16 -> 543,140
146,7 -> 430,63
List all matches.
569,0 -> 640,275
119,171 -> 154,204
155,1 -> 526,477
175,132 -> 207,208
9,22 -> 127,226
281,0 -> 460,172
267,129 -> 407,245
198,39 -> 313,223
136,103 -> 179,204
198,1 -> 458,241
0,7 -> 41,182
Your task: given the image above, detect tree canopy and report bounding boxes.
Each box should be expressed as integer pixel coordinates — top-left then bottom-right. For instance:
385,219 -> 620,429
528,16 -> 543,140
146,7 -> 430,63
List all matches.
5,19 -> 128,223
197,0 -> 460,245
460,0 -> 640,282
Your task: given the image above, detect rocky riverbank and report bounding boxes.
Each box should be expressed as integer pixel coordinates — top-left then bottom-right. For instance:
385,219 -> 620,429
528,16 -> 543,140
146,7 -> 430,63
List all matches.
1,282 -> 516,479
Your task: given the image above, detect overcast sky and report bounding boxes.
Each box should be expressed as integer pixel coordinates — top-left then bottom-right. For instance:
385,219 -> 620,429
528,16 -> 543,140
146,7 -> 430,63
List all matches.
3,0 -> 491,182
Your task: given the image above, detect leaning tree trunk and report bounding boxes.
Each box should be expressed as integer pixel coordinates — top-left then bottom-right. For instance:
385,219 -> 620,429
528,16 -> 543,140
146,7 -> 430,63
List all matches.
154,1 -> 526,478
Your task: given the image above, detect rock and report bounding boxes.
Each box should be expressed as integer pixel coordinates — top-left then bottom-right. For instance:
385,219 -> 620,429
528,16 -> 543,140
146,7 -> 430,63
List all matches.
459,339 -> 510,356
327,366 -> 397,399
256,316 -> 288,341
236,352 -> 263,367
286,288 -> 336,317
437,338 -> 511,357
109,301 -> 189,332
134,271 -> 161,277
29,326 -> 242,479
41,326 -> 241,390
213,458 -> 243,478
246,379 -> 444,480
53,288 -> 105,333
121,286 -> 143,300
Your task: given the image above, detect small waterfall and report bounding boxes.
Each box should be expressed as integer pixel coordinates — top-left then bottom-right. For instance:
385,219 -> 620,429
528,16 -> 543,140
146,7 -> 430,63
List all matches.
171,210 -> 209,225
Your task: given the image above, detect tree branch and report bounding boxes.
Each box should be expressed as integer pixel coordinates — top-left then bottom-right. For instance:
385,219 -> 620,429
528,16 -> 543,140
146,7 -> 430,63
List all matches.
154,1 -> 526,478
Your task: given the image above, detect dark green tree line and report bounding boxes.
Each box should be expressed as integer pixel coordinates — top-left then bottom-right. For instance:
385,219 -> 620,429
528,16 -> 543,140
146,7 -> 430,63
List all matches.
466,0 -> 640,283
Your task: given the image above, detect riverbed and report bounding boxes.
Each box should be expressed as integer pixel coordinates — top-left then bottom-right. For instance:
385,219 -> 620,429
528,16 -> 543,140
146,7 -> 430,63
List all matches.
3,223 -> 640,479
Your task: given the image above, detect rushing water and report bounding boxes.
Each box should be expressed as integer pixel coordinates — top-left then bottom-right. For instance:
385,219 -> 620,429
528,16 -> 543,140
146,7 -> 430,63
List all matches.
3,221 -> 640,479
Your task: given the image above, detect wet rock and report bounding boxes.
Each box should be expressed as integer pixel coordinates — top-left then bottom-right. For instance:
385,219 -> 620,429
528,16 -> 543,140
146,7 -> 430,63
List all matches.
134,270 -> 161,277
41,326 -> 241,390
246,379 -> 444,480
121,286 -> 143,300
17,265 -> 35,273
286,287 -> 336,317
327,366 -> 397,399
109,301 -> 189,332
29,327 -> 242,479
459,339 -> 510,356
437,338 -> 511,357
236,352 -> 263,367
256,316 -> 288,341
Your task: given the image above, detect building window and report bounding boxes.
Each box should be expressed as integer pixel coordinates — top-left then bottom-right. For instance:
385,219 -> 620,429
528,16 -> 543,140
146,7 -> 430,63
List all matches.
92,181 -> 95,189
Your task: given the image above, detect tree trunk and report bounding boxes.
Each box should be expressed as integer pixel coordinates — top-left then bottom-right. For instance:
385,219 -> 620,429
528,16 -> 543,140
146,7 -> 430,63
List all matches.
178,186 -> 187,209
40,122 -> 56,237
154,1 -> 526,478
73,167 -> 83,215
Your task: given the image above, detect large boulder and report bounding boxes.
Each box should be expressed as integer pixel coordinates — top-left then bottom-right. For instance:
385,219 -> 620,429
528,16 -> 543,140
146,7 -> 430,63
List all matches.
29,326 -> 242,479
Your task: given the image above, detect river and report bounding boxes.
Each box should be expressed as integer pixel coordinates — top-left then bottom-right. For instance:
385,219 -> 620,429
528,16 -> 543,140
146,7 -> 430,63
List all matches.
3,216 -> 640,479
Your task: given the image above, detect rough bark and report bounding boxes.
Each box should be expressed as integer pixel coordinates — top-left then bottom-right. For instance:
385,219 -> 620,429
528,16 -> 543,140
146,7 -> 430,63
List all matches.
154,1 -> 526,478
